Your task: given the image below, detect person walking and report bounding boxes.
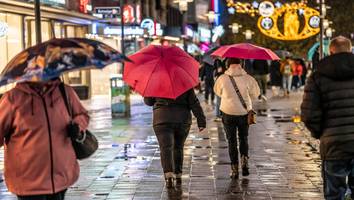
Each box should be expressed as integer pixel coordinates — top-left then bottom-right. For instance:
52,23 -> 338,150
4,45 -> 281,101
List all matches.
301,36 -> 354,200
144,89 -> 206,188
200,62 -> 216,104
269,60 -> 282,97
214,59 -> 226,122
0,78 -> 90,200
280,57 -> 293,97
214,58 -> 260,179
291,59 -> 303,90
252,59 -> 269,101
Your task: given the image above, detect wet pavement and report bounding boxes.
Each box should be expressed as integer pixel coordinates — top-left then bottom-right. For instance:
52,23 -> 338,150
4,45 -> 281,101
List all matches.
0,91 -> 325,200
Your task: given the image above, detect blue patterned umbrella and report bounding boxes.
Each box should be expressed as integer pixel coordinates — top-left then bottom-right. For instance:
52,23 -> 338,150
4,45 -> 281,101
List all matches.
0,38 -> 129,87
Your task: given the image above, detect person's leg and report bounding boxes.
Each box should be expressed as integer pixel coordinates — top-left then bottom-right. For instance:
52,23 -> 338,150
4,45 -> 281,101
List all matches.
287,76 -> 293,93
254,75 -> 263,96
348,159 -> 354,199
215,96 -> 221,118
282,76 -> 287,95
261,75 -> 267,96
237,115 -> 250,176
153,124 -> 175,181
174,124 -> 191,183
204,82 -> 210,102
210,82 -> 215,104
322,160 -> 349,200
222,113 -> 238,178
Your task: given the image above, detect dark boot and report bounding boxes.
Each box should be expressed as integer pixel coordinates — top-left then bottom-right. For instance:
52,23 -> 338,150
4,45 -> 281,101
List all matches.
165,177 -> 174,188
241,156 -> 250,176
230,164 -> 239,179
175,173 -> 182,185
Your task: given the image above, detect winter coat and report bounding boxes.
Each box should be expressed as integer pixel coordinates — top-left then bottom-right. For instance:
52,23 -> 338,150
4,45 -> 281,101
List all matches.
144,89 -> 206,128
214,66 -> 260,116
252,59 -> 269,75
301,52 -> 354,160
0,80 -> 89,195
270,61 -> 282,86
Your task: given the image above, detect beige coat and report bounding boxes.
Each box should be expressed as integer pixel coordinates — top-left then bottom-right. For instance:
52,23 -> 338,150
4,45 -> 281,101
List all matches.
214,66 -> 260,116
0,80 -> 89,195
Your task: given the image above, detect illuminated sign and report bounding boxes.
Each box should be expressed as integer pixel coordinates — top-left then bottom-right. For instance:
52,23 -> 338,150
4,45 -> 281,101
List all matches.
0,21 -> 8,37
40,0 -> 65,5
140,19 -> 163,36
123,5 -> 135,24
79,0 -> 89,13
94,7 -> 121,19
104,26 -> 144,35
212,25 -> 225,42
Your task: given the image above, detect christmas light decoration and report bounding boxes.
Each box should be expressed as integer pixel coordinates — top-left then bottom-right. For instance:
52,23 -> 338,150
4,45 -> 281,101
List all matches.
226,0 -> 320,40
257,2 -> 320,40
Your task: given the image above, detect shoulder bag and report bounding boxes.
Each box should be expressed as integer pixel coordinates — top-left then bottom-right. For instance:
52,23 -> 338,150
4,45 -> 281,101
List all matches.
59,83 -> 98,160
228,76 -> 256,125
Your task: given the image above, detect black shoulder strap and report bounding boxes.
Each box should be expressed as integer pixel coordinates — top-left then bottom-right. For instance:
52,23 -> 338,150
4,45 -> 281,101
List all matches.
228,75 -> 248,111
59,82 -> 73,119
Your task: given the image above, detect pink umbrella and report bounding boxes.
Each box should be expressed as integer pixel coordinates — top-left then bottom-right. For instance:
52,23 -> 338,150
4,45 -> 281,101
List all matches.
123,45 -> 200,99
211,43 -> 280,60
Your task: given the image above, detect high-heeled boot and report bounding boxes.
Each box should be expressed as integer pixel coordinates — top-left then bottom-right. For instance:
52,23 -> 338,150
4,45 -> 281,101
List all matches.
241,156 -> 250,176
165,172 -> 174,188
230,164 -> 239,179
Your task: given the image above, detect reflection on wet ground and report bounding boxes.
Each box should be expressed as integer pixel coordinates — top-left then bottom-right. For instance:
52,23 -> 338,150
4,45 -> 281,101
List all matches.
0,93 -> 327,199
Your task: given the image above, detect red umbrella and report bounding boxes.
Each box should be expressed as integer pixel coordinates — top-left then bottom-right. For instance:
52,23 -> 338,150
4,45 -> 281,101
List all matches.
211,43 -> 280,60
123,45 -> 200,99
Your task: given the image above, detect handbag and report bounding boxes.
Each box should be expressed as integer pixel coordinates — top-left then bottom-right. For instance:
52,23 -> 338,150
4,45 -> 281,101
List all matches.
59,83 -> 98,160
228,76 -> 256,125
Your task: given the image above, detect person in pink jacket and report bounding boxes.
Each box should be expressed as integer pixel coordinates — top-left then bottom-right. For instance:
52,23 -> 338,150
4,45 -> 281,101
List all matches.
0,78 -> 89,200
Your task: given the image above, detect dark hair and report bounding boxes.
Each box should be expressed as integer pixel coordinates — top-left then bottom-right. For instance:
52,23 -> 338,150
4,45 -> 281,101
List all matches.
226,58 -> 241,66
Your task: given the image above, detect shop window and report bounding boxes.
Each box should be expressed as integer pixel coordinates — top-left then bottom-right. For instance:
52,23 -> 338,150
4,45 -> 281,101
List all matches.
0,12 -> 23,79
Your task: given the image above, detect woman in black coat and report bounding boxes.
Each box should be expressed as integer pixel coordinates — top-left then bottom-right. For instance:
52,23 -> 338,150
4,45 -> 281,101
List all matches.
144,89 -> 206,188
269,60 -> 282,97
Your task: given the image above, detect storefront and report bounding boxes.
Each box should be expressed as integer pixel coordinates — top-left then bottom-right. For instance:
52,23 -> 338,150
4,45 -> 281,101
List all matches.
0,0 -> 97,97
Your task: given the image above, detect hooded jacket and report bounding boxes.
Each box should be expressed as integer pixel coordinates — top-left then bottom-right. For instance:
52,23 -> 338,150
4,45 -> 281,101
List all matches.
214,66 -> 260,116
144,89 -> 206,128
0,80 -> 89,195
301,52 -> 354,160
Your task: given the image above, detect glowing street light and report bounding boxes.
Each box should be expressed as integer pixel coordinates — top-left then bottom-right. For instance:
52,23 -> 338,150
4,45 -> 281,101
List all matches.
229,23 -> 242,34
206,11 -> 216,24
243,29 -> 254,40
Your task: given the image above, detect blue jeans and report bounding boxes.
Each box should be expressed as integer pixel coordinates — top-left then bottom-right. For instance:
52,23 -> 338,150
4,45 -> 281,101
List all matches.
322,159 -> 354,200
282,75 -> 292,92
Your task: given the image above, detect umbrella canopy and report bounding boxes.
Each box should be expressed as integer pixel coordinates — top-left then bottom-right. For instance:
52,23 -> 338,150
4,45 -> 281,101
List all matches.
307,40 -> 330,61
0,38 -> 128,87
274,50 -> 292,59
202,46 -> 220,65
123,45 -> 199,99
211,43 -> 280,60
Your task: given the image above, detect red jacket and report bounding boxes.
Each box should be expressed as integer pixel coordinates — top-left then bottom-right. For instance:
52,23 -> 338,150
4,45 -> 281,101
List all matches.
0,80 -> 89,195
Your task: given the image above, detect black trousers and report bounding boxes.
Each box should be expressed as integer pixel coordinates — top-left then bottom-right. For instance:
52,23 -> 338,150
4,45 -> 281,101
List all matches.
204,80 -> 215,102
153,123 -> 190,175
222,113 -> 249,165
17,190 -> 67,200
